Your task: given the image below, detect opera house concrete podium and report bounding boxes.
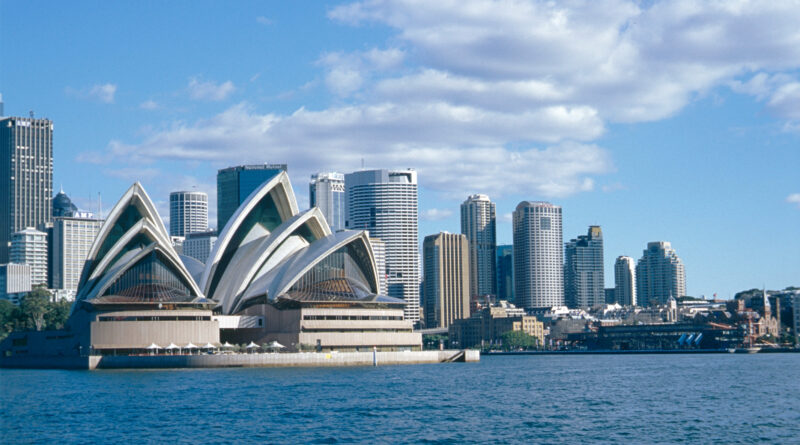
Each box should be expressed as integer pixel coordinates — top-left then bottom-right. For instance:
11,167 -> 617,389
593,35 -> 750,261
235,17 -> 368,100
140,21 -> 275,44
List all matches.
1,173 -> 420,362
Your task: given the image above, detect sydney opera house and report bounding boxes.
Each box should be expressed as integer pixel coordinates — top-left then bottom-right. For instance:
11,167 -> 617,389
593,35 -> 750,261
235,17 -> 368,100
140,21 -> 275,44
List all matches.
1,172 -> 421,358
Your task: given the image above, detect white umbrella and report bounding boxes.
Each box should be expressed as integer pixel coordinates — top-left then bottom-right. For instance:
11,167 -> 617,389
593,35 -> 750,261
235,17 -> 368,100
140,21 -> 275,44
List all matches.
267,341 -> 285,350
146,343 -> 161,355
165,343 -> 179,354
246,341 -> 260,352
185,342 -> 198,349
203,342 -> 216,350
221,342 -> 234,348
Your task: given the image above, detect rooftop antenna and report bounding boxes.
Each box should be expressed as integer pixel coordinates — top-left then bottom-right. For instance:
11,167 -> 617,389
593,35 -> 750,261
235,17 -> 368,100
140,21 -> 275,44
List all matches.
29,110 -> 34,118
98,192 -> 103,219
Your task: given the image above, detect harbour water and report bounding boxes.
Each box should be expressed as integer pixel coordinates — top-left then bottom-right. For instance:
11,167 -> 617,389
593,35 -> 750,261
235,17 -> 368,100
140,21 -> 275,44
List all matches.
2,354 -> 799,444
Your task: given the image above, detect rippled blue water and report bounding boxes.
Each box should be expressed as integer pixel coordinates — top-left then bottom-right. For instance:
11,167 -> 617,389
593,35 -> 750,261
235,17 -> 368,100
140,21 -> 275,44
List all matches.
2,354 -> 799,444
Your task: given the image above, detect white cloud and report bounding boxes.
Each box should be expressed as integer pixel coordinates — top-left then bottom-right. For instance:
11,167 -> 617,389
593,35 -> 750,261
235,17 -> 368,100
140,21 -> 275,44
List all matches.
187,77 -> 236,101
325,65 -> 364,97
89,84 -> 117,103
89,1 -> 800,202
330,0 -> 800,123
768,82 -> 800,121
256,16 -> 273,25
787,193 -> 800,209
88,103 -> 610,199
319,49 -> 405,97
420,208 -> 453,221
103,167 -> 160,180
67,83 -> 117,103
139,99 -> 159,110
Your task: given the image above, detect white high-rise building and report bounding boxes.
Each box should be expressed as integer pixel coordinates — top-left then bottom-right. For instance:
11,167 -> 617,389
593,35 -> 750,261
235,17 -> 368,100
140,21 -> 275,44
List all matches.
183,230 -> 217,264
346,169 -> 419,321
0,263 -> 31,304
310,172 -> 346,232
10,227 -> 48,286
461,194 -> 496,298
614,256 -> 637,306
369,237 -> 387,296
52,215 -> 104,293
169,191 -> 208,237
636,241 -> 686,306
512,201 -> 563,309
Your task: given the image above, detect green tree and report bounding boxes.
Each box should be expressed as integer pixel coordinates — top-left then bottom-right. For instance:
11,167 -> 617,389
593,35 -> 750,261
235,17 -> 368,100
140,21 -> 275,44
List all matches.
20,287 -> 52,331
44,299 -> 72,330
500,330 -> 538,351
0,300 -> 22,340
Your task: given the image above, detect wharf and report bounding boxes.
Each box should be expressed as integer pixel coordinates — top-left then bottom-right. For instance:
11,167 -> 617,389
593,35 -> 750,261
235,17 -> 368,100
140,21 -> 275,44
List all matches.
485,348 -> 799,356
1,349 -> 479,370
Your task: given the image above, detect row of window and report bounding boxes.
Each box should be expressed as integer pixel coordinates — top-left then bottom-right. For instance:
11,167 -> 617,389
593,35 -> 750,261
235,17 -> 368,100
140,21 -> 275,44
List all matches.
98,316 -> 211,322
303,315 -> 403,321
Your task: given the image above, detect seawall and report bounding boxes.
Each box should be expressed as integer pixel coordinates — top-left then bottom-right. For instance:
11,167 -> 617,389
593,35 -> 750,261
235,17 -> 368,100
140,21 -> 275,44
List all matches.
1,350 -> 479,370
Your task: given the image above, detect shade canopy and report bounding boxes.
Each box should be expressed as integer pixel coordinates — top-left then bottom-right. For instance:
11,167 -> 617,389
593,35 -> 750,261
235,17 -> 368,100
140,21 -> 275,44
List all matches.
145,343 -> 161,350
246,341 -> 260,349
221,342 -> 234,348
203,342 -> 216,349
267,341 -> 285,349
185,342 -> 198,349
165,343 -> 179,350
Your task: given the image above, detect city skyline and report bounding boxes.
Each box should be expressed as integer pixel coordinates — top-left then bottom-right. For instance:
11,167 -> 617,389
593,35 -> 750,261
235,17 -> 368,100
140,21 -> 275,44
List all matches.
2,1 -> 799,298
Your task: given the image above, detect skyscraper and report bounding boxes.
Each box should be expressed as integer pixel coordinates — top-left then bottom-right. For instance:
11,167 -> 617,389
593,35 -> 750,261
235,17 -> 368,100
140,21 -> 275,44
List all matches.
310,172 -> 345,231
216,164 -> 287,231
496,245 -> 513,302
169,190 -> 208,237
512,201 -> 563,309
564,226 -> 604,308
183,230 -> 217,264
10,227 -> 48,286
461,194 -> 497,297
636,241 -> 686,306
52,215 -> 104,293
345,169 -> 420,321
614,256 -> 637,306
1,116 -> 54,262
423,232 -> 470,329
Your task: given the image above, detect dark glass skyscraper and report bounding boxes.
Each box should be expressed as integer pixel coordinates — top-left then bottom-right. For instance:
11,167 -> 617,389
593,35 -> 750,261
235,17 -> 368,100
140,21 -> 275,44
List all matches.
1,116 -> 53,262
564,226 -> 605,308
216,164 -> 286,231
496,244 -> 513,302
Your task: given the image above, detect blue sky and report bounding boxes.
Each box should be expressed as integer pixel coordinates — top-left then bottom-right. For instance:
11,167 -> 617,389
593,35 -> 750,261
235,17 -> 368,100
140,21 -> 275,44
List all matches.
2,0 -> 798,298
